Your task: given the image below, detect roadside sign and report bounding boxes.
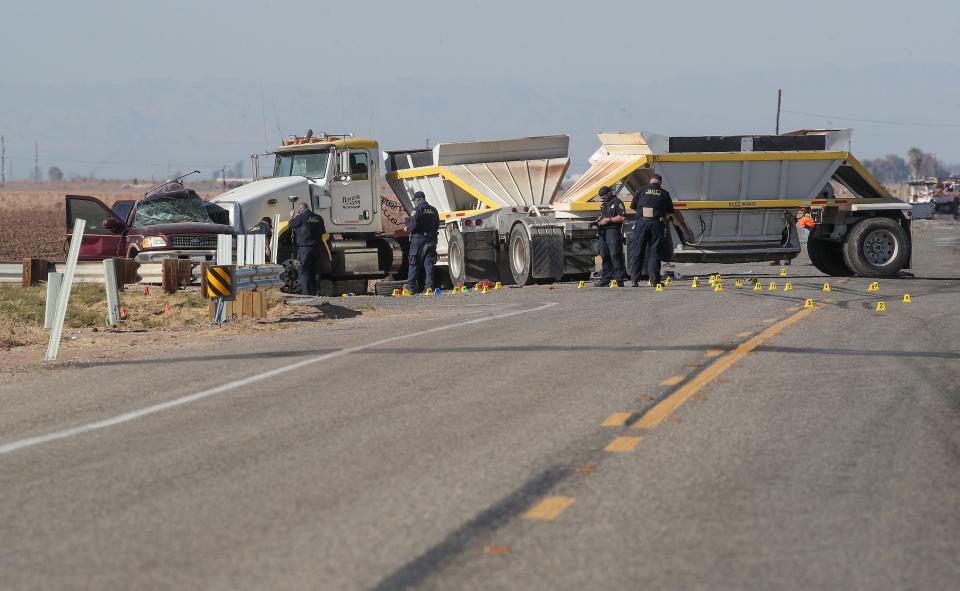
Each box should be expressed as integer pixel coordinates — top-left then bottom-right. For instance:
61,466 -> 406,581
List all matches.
206,265 -> 236,301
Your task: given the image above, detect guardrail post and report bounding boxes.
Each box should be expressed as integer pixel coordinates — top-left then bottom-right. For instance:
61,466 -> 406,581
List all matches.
271,214 -> 280,264
217,234 -> 232,265
43,272 -> 63,329
253,234 -> 265,265
23,257 -> 48,287
46,219 -> 85,361
245,234 -> 256,265
103,259 -> 121,325
236,235 -> 246,266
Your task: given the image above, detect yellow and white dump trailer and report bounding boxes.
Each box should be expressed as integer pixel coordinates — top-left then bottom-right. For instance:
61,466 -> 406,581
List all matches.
209,133 -> 404,294
553,129 -> 911,277
384,136 -> 581,285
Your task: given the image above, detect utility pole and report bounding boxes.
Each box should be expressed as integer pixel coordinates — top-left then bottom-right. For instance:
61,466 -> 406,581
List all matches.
1,136 -> 5,186
775,89 -> 782,135
33,141 -> 40,182
221,166 -> 227,191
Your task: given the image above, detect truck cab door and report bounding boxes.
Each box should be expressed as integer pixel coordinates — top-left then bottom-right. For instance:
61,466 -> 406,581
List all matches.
65,195 -> 126,260
330,148 -> 377,229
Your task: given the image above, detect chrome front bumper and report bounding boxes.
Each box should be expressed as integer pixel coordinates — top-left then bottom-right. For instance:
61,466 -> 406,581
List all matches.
134,249 -> 216,263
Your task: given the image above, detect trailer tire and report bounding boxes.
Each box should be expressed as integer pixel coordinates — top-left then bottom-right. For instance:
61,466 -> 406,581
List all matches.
806,237 -> 853,277
508,224 -> 535,285
447,228 -> 468,287
281,258 -> 302,294
841,217 -> 910,278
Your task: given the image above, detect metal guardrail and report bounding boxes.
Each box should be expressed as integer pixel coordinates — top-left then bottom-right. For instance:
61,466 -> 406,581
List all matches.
0,261 -> 181,285
235,264 -> 284,292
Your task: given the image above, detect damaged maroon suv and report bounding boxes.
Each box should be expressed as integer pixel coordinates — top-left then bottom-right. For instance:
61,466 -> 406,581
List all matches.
65,183 -> 234,262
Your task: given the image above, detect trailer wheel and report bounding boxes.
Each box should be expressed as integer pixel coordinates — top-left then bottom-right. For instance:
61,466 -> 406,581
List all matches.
806,237 -> 853,277
281,258 -> 302,293
508,224 -> 535,285
841,217 -> 910,278
447,228 -> 468,286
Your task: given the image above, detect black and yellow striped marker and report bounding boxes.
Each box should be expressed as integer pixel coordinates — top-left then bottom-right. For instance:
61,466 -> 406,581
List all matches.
206,265 -> 236,301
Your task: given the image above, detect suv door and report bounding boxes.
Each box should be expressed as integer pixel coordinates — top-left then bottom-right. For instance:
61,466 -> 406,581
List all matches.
330,149 -> 375,227
66,195 -> 126,260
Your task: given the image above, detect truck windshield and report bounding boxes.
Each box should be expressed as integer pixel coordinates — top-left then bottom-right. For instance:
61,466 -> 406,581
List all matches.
274,151 -> 330,179
133,194 -> 215,226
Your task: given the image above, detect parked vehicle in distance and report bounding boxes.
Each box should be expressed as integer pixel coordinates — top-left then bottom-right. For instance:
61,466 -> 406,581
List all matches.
65,182 -> 234,262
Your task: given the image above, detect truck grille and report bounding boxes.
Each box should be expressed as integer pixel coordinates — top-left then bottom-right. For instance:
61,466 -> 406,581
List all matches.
170,234 -> 217,249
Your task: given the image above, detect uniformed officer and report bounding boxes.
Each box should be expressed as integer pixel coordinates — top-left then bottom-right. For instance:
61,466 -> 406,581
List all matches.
595,186 -> 627,286
248,216 -> 273,260
405,191 -> 440,293
288,203 -> 327,296
630,173 -> 674,286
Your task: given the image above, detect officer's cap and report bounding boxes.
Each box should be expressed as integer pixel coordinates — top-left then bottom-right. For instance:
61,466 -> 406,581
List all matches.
413,191 -> 426,202
598,186 -> 611,197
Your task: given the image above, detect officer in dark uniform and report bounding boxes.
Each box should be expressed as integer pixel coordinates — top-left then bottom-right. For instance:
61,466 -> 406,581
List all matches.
288,203 -> 327,296
405,191 -> 440,293
630,173 -> 674,286
248,216 -> 273,260
595,186 -> 627,286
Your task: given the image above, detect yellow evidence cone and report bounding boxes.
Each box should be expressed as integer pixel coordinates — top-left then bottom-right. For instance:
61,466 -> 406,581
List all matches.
401,288 -> 411,297
494,281 -> 502,289
780,268 -> 787,277
735,278 -> 743,287
902,293 -> 912,303
753,282 -> 762,292
578,280 -> 586,288
392,288 -> 401,297
714,283 -> 724,293
655,283 -> 663,292
664,277 -> 673,285
823,282 -> 831,292
875,301 -> 886,312
768,282 -> 778,291
691,276 -> 700,288
868,281 -> 880,292
784,282 -> 793,291
804,298 -> 814,309
610,280 -> 619,288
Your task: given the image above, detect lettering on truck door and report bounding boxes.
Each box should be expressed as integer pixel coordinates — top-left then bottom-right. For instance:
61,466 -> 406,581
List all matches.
330,149 -> 374,226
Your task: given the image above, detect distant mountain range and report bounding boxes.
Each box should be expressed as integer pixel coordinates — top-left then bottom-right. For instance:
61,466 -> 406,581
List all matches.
1,63 -> 957,180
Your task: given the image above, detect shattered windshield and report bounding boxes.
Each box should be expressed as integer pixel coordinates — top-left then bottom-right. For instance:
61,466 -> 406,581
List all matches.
273,151 -> 330,179
133,194 -> 215,226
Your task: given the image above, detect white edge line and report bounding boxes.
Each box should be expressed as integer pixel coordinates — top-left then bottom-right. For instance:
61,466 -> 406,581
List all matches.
0,302 -> 558,456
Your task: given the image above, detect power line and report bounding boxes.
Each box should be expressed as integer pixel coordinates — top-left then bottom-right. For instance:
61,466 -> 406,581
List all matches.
783,109 -> 960,128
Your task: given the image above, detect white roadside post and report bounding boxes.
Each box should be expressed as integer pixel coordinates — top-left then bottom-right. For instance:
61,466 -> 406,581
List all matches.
103,259 -> 121,325
271,214 -> 280,264
43,272 -> 63,329
46,219 -> 85,361
253,234 -> 265,265
245,234 -> 256,265
236,235 -> 246,267
216,233 -> 232,265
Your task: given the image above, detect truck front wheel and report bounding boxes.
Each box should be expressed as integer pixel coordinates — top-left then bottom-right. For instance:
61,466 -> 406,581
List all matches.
447,228 -> 467,286
807,237 -> 853,277
841,217 -> 910,278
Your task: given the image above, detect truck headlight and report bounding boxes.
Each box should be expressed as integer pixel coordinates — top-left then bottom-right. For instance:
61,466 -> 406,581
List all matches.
141,237 -> 167,248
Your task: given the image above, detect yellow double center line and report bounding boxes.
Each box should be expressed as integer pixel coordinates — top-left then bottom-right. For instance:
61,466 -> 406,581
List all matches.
633,305 -> 816,430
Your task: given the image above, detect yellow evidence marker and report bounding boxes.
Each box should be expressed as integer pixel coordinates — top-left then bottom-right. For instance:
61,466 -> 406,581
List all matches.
610,279 -> 619,288
823,282 -> 831,292
664,276 -> 673,285
392,288 -> 401,297
868,281 -> 880,292
784,282 -> 793,291
804,298 -> 814,309
401,288 -> 411,297
691,276 -> 700,288
735,278 -> 744,287
655,283 -> 664,292
768,282 -> 778,291
578,280 -> 586,288
875,301 -> 886,313
753,282 -> 762,292
780,268 -> 788,277
902,293 -> 912,303
494,281 -> 503,289
714,283 -> 724,293
481,284 -> 489,294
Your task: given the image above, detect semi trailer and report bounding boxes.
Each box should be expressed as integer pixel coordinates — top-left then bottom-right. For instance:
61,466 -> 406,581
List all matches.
386,128 -> 911,286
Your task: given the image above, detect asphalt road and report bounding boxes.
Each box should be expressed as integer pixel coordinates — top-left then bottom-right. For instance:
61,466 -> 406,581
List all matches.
2,217 -> 959,590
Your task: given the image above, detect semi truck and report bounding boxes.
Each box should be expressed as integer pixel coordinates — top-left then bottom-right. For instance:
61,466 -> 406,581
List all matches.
386,128 -> 912,284
207,132 -> 404,294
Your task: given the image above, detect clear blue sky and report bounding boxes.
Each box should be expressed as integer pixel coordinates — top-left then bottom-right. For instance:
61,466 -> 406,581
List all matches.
1,0 -> 957,179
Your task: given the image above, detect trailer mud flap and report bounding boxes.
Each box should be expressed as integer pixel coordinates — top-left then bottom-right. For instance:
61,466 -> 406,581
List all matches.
464,230 -> 499,282
529,226 -> 565,279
